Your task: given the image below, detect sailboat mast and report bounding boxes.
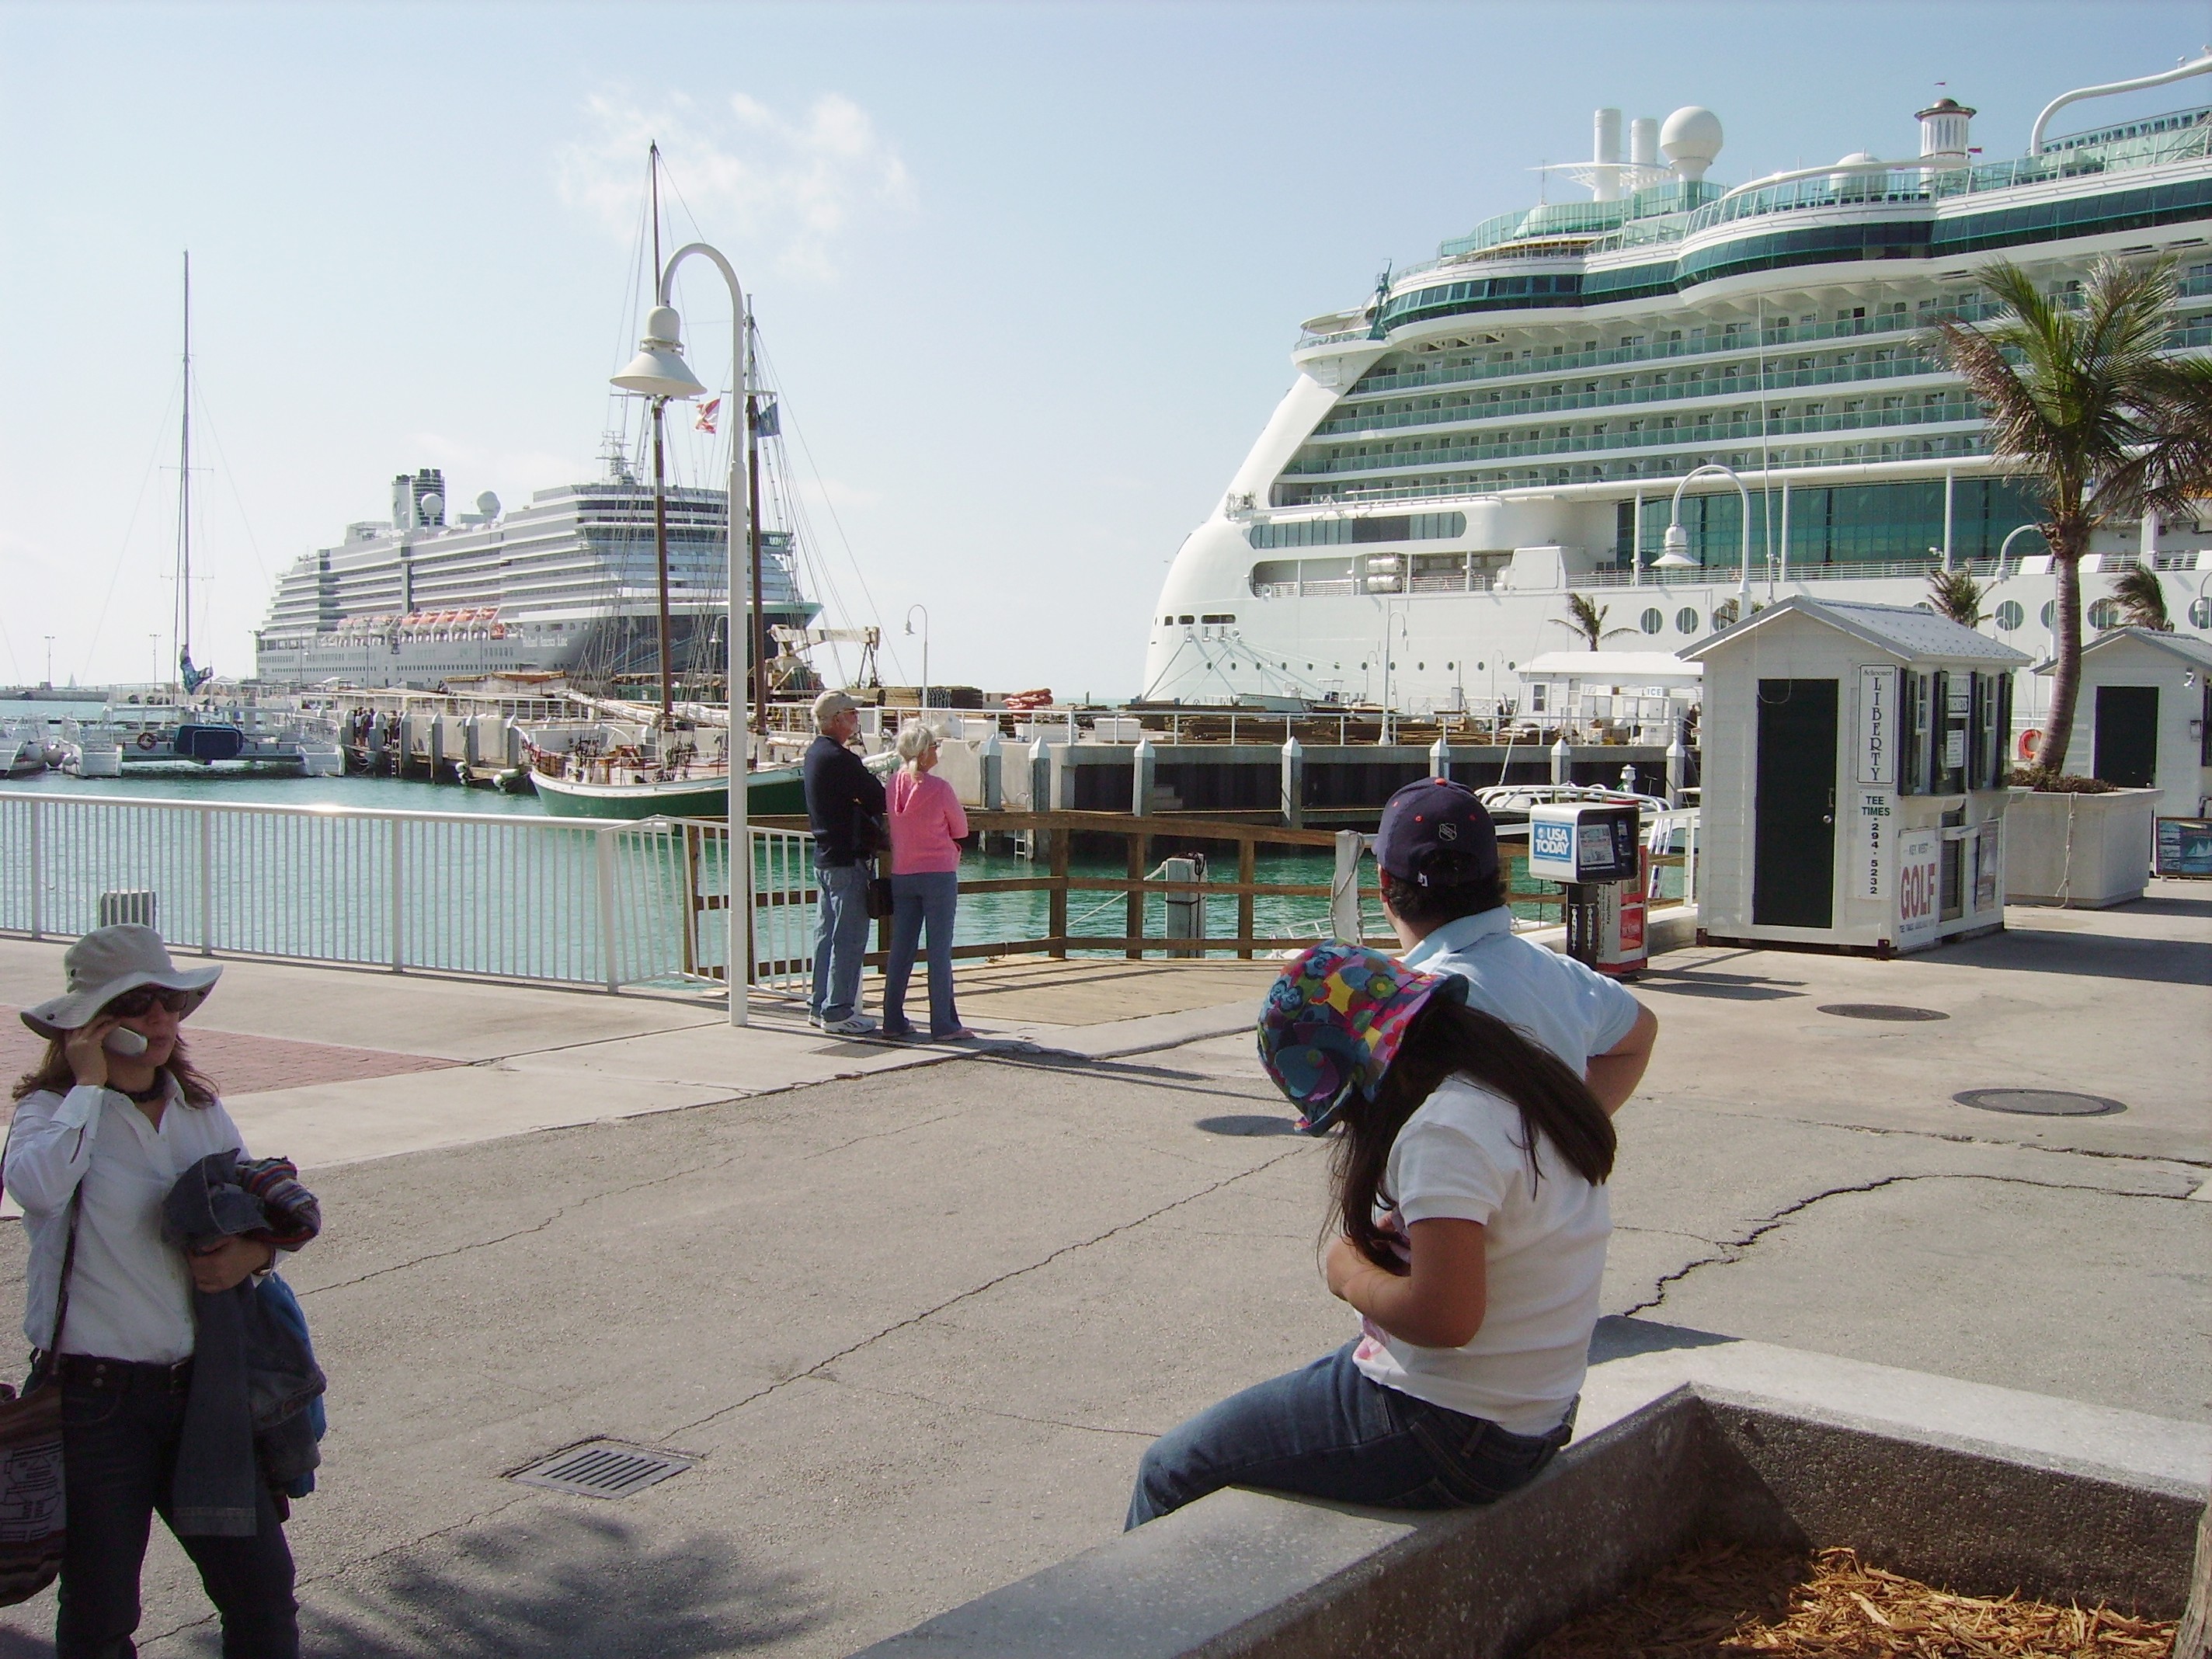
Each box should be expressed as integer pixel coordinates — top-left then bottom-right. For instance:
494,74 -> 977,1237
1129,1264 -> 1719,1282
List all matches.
649,145 -> 673,721
745,311 -> 768,736
176,251 -> 192,692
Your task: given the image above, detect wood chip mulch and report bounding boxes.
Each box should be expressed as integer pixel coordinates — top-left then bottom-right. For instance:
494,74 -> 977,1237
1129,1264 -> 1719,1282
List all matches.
1525,1543 -> 2178,1659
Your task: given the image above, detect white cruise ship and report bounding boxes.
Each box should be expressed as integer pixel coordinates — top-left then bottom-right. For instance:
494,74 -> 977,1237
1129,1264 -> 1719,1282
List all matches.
1143,60 -> 2212,723
254,457 -> 819,688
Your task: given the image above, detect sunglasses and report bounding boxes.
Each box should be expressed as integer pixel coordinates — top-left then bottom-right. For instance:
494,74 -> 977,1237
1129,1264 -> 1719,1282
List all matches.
103,987 -> 195,1020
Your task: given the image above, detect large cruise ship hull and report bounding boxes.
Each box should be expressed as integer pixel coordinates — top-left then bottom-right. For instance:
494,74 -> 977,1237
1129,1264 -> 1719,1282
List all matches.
1144,79 -> 2212,722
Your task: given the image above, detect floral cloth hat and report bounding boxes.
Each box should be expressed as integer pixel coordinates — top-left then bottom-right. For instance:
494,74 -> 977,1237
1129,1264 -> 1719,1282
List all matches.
1256,942 -> 1466,1135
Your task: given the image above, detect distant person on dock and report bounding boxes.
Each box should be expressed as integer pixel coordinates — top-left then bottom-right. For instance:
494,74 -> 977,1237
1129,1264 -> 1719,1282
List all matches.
1373,778 -> 1657,1108
7,925 -> 317,1658
804,690 -> 888,1036
882,721 -> 972,1041
1126,942 -> 1621,1525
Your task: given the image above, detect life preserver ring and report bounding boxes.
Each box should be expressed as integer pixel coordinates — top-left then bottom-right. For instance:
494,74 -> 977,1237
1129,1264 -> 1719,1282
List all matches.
137,731 -> 158,751
2017,728 -> 2042,761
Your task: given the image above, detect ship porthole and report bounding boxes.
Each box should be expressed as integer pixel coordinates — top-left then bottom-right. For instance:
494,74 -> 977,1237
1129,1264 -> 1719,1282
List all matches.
2040,601 -> 2055,628
1675,607 -> 1699,635
1995,600 -> 2023,631
2191,597 -> 2212,628
1640,608 -> 1663,635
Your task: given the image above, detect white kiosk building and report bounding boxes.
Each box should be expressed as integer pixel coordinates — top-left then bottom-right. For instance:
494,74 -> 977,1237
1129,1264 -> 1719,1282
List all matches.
1685,597 -> 2029,954
2034,628 -> 2212,816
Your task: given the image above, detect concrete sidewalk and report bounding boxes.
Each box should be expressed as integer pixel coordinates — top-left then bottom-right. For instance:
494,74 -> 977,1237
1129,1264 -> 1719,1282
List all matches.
0,891 -> 2201,1657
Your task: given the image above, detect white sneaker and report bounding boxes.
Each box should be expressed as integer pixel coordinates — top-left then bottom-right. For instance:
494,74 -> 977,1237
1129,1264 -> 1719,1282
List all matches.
822,1014 -> 878,1036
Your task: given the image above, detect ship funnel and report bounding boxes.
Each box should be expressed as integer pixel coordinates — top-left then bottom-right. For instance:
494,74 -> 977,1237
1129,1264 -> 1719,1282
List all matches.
1629,117 -> 1659,168
1661,106 -> 1723,182
1915,96 -> 1974,169
1591,108 -> 1623,200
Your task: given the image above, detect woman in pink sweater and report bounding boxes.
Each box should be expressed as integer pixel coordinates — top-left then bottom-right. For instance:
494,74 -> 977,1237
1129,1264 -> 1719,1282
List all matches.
883,722 -> 971,1039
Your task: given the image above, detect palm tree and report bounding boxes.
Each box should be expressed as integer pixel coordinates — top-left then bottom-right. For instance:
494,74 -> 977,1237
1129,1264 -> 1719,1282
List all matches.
2111,563 -> 2173,630
1925,568 -> 1988,629
1556,592 -> 1634,651
1932,256 -> 2207,774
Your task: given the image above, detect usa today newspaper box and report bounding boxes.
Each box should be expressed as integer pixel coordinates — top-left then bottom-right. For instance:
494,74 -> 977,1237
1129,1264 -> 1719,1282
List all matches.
1682,596 -> 2029,955
1528,802 -> 1645,971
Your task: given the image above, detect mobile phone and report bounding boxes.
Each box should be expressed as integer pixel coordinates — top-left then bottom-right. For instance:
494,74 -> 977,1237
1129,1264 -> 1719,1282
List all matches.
103,1027 -> 148,1057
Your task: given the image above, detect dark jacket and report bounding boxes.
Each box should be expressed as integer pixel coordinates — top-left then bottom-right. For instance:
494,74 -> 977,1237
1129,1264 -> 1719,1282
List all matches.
804,733 -> 887,868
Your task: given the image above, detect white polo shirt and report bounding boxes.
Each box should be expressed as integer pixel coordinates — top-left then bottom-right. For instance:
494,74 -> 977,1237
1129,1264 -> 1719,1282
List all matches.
1399,907 -> 1640,1075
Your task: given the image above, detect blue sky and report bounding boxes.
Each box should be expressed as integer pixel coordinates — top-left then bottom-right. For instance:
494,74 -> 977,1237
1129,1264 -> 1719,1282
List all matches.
3,0 -> 2207,695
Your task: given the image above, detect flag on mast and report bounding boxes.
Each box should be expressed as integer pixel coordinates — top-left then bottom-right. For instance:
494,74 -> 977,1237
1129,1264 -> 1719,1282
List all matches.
694,396 -> 721,434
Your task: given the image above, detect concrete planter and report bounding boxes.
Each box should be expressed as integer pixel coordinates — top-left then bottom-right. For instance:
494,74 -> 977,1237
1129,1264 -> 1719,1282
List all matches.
2005,786 -> 2163,908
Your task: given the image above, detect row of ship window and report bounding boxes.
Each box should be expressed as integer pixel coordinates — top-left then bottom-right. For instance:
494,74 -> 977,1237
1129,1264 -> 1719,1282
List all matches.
1288,402 -> 1981,476
1370,180 -> 2212,329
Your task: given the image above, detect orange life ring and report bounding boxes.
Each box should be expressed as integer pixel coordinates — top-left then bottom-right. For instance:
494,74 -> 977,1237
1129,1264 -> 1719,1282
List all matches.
2017,728 -> 2042,761
137,731 -> 158,751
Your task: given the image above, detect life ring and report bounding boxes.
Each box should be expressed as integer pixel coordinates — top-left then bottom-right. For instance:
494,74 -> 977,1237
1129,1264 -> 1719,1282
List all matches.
137,731 -> 158,751
2017,728 -> 2042,761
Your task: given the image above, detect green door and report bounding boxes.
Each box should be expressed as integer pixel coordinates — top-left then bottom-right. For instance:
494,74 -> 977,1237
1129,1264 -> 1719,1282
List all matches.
2092,685 -> 2157,789
1754,679 -> 1839,929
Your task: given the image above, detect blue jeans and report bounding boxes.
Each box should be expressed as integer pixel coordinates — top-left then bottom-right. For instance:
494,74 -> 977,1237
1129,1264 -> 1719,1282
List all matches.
1125,1341 -> 1572,1529
811,861 -> 874,1022
60,1379 -> 298,1658
883,871 -> 962,1037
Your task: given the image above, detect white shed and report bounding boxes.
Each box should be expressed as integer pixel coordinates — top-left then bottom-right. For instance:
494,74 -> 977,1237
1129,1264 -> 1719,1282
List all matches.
1684,596 -> 2030,955
2033,628 -> 2212,816
1514,650 -> 1701,743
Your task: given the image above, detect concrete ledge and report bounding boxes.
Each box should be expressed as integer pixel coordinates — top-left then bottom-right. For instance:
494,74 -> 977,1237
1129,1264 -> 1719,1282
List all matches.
850,1320 -> 2211,1659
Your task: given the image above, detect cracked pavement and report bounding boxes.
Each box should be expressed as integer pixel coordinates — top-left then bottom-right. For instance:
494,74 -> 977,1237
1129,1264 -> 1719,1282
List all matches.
0,891 -> 2203,1657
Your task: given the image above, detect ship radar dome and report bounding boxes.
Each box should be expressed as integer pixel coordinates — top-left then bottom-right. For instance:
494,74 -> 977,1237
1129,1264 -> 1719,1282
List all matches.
1660,106 -> 1723,181
476,490 -> 501,519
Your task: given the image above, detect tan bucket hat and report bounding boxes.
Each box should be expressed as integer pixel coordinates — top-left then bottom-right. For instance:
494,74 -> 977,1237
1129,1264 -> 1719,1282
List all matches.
19,924 -> 221,1040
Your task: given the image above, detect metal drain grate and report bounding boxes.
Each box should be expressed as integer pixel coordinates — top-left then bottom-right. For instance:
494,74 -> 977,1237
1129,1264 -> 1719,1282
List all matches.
1954,1088 -> 2125,1118
1817,1003 -> 1949,1022
510,1441 -> 694,1500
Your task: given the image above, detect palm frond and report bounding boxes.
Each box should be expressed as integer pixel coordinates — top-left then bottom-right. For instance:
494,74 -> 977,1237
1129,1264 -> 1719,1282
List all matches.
2111,564 -> 2172,631
1925,569 -> 1986,629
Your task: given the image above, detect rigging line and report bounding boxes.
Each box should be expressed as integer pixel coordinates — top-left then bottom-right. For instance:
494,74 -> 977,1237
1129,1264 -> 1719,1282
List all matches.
190,374 -> 271,588
79,368 -> 186,683
752,335 -> 891,667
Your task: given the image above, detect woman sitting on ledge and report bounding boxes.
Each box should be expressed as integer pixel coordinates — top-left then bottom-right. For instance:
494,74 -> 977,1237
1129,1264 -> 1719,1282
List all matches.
1127,941 -> 1622,1527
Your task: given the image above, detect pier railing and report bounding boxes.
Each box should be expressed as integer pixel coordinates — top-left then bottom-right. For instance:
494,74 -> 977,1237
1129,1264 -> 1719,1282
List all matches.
0,792 -> 813,994
2,794 -> 1698,999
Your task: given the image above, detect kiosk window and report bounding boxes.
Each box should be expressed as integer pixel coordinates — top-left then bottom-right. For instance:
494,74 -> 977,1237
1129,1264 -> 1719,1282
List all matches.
1901,670 -> 1934,795
1936,672 -> 1970,795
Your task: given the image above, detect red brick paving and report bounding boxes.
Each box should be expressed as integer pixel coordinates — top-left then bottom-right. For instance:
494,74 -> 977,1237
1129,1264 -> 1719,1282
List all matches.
2,1007 -> 457,1121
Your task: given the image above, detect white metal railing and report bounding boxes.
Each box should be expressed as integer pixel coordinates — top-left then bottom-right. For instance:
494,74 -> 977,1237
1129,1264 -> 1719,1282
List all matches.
0,793 -> 817,994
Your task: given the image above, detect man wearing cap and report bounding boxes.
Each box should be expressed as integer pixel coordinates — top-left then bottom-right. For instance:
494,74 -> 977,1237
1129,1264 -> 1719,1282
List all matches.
1372,778 -> 1657,1112
803,690 -> 888,1035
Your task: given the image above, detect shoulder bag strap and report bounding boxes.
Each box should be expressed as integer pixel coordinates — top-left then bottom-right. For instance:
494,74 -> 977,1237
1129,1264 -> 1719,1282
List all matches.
2,1108 -> 89,1383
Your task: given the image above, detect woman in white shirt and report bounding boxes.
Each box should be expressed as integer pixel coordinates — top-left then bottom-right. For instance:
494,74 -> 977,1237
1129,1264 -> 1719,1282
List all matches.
1127,941 -> 1622,1529
6,925 -> 298,1658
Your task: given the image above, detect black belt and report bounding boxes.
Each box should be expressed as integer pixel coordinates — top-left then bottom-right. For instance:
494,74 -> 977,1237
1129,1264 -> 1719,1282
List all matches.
55,1353 -> 194,1393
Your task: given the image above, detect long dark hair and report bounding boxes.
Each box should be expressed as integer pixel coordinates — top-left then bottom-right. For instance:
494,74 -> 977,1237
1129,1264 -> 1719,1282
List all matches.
12,1035 -> 219,1108
1331,998 -> 1615,1269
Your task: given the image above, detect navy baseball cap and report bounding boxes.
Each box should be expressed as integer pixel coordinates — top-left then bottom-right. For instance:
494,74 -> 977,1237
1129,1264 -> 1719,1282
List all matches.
1372,778 -> 1499,887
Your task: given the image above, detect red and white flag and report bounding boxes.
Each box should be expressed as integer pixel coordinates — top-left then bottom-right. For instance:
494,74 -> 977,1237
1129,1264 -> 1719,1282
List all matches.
694,396 -> 721,434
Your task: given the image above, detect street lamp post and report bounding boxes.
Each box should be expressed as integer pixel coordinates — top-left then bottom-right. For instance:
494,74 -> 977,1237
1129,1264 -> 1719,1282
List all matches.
1997,522 -> 2044,577
612,243 -> 749,1028
1655,463 -> 1754,606
906,605 -> 930,722
43,635 -> 54,691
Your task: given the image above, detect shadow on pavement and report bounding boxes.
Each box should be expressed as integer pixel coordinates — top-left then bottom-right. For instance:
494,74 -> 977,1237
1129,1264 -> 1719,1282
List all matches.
1944,930 -> 2212,986
1588,1314 -> 1738,1365
1635,971 -> 1806,1001
271,1510 -> 824,1659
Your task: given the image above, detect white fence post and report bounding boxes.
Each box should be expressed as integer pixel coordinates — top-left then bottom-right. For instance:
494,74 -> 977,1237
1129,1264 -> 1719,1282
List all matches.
596,825 -> 619,993
389,815 -> 405,972
28,798 -> 42,941
198,805 -> 214,956
1329,830 -> 1367,944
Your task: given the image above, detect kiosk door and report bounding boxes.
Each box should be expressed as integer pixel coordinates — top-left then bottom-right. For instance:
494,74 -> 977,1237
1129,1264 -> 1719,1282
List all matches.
2092,685 -> 2157,788
1754,678 -> 1838,928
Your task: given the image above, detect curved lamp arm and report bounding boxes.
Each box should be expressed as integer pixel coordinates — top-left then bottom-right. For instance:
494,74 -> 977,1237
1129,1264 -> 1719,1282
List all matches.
662,242 -> 751,1028
1668,463 -> 1754,596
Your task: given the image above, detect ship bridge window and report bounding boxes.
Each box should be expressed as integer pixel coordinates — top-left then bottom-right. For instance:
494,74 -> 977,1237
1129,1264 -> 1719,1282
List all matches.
1201,613 -> 1236,625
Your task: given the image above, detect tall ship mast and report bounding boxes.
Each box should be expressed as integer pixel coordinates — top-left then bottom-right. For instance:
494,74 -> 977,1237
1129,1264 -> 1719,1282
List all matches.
1143,57 -> 2212,722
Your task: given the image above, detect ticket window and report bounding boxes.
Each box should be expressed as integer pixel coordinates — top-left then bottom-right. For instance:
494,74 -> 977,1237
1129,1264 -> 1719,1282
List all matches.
1902,670 -> 2011,795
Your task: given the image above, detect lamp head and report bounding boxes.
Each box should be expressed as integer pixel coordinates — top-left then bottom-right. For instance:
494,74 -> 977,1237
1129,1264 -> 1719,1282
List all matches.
1653,523 -> 1698,569
611,305 -> 708,399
